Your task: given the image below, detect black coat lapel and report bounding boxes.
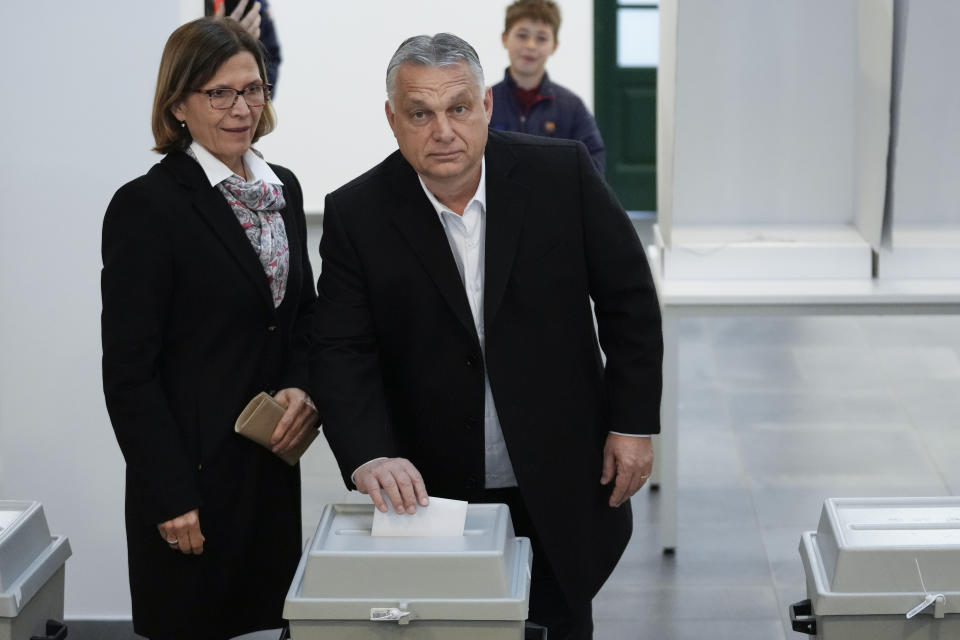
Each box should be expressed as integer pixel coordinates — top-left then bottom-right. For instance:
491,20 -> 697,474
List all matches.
483,134 -> 526,329
272,166 -> 302,310
162,152 -> 275,312
387,158 -> 478,341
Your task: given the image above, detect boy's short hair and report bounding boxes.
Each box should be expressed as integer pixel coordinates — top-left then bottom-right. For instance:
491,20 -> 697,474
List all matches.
504,0 -> 562,40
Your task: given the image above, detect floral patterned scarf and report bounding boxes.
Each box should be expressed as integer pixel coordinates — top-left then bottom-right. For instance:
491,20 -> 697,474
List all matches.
217,174 -> 290,307
186,146 -> 289,306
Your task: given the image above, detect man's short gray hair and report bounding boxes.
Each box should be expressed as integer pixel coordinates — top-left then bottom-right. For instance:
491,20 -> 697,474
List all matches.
386,33 -> 485,109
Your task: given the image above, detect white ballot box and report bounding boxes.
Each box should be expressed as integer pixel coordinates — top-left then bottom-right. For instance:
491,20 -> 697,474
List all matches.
284,503 -> 532,639
0,501 -> 71,640
792,497 -> 960,639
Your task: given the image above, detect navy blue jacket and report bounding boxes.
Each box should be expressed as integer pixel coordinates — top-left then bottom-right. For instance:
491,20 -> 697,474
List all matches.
491,68 -> 606,174
259,0 -> 282,95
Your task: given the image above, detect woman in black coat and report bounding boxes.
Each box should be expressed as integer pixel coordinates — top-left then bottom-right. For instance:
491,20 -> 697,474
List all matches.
101,17 -> 317,639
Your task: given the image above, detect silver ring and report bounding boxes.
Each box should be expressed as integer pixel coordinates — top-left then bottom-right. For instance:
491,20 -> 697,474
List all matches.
167,539 -> 179,545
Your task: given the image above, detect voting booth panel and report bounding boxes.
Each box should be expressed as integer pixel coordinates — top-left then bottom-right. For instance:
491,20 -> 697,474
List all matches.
656,0 -> 892,280
792,497 -> 960,639
0,502 -> 71,640
284,503 -> 532,639
880,1 -> 960,279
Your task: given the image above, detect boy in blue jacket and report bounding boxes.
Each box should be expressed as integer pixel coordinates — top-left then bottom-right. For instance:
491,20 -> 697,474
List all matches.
491,0 -> 606,174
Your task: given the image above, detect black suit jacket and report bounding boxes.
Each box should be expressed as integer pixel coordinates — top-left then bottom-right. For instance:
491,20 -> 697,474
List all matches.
311,130 -> 662,605
101,151 -> 316,638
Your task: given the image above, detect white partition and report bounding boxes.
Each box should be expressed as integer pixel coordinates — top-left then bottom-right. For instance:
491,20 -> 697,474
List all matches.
657,0 -> 679,236
657,0 -> 892,280
880,0 -> 960,279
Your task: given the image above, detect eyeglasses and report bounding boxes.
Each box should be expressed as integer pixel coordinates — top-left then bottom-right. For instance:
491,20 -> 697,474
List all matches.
194,84 -> 272,110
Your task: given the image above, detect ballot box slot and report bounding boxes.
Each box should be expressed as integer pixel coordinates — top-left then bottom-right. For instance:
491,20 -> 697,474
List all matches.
849,523 -> 960,531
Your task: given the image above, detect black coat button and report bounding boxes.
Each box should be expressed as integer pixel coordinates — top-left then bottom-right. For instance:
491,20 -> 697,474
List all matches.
465,417 -> 480,431
466,356 -> 477,367
267,325 -> 278,332
465,477 -> 478,489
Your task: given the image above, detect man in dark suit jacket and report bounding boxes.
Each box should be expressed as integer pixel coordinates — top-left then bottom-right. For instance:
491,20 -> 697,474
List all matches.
310,33 -> 662,639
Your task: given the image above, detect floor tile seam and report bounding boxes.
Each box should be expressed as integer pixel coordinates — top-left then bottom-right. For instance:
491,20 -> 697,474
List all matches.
593,618 -> 789,633
682,328 -> 748,488
739,427 -> 801,638
718,378 -> 907,396
593,589 -> 787,622
597,584 -> 785,593
593,614 -> 785,625
701,325 -> 740,435
856,316 -> 960,378
671,523 -> 769,536
866,329 -> 956,495
788,343 -> 885,383
707,373 -> 751,490
682,374 -> 763,532
760,532 -> 803,640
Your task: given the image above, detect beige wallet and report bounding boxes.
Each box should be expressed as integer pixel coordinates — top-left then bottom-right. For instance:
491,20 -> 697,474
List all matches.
234,392 -> 318,465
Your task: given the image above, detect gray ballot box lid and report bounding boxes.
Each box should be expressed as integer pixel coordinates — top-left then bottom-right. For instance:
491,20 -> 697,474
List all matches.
284,503 -> 532,622
0,501 -> 71,617
800,497 -> 960,617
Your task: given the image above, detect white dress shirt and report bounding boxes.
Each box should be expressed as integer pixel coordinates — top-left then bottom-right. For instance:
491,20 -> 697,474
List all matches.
418,159 -> 519,488
188,142 -> 283,187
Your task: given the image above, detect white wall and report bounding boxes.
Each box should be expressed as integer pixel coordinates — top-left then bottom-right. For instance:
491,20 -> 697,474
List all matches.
256,1 -> 595,212
1,1 -> 182,619
0,0 -> 592,620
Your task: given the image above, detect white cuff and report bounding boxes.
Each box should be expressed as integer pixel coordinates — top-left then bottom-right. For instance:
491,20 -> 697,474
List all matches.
351,457 -> 388,487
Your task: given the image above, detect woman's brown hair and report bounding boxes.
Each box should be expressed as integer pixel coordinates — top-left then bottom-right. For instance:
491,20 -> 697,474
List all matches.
151,17 -> 276,154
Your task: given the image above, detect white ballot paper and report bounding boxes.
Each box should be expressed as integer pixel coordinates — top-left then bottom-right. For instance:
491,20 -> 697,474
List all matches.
371,495 -> 468,537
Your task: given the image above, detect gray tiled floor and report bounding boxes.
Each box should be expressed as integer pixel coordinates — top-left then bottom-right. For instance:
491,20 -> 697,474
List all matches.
587,310 -> 960,639
296,314 -> 960,639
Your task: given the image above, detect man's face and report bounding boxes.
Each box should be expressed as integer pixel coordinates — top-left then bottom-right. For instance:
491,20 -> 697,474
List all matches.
385,61 -> 493,191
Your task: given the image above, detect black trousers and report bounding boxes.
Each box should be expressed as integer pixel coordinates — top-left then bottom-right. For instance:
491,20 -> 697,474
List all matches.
471,487 -> 594,640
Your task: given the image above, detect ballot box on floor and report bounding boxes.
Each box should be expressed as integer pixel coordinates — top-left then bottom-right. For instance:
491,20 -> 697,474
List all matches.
0,501 -> 71,640
791,497 -> 960,639
284,503 -> 532,639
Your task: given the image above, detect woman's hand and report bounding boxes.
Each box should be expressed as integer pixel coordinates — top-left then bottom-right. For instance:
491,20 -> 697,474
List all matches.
215,0 -> 262,39
270,388 -> 319,454
157,509 -> 204,555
